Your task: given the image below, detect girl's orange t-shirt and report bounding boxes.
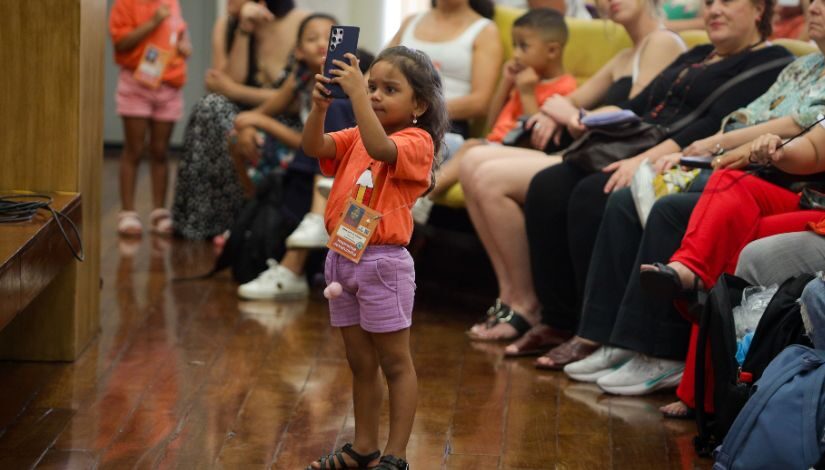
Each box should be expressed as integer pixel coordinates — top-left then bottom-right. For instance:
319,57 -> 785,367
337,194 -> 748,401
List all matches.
322,127 -> 435,246
109,0 -> 187,88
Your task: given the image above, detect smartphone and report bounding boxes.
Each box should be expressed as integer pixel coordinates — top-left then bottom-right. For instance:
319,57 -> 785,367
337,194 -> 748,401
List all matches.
323,25 -> 360,99
679,155 -> 714,169
680,155 -> 759,170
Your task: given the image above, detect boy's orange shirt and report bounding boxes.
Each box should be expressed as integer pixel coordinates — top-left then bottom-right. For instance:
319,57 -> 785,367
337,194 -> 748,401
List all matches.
109,0 -> 188,88
322,127 -> 434,246
486,74 -> 577,143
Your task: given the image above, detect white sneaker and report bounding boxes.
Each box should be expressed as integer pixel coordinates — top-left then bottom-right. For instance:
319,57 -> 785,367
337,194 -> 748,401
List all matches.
237,259 -> 310,300
564,346 -> 635,383
596,354 -> 684,396
316,177 -> 334,199
412,197 -> 434,225
285,213 -> 329,249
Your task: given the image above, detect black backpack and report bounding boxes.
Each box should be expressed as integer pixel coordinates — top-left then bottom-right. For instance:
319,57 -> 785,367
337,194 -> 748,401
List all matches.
694,273 -> 815,456
177,168 -> 295,284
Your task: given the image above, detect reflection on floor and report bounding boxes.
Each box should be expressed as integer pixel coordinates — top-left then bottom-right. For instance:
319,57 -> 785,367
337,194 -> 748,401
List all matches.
0,157 -> 711,469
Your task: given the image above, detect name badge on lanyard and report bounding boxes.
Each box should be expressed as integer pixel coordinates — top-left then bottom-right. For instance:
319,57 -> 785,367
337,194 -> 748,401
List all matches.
134,43 -> 171,89
327,198 -> 381,263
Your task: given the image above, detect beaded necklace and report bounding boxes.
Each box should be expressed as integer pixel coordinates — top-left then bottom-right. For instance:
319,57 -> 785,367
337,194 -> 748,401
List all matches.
647,41 -> 764,119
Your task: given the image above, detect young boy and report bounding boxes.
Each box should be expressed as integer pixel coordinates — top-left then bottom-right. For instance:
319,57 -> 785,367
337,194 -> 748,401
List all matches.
413,8 -> 576,223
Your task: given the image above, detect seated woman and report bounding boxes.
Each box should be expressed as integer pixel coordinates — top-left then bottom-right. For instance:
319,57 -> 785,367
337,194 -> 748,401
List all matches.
466,0 -> 789,349
560,0 -> 825,417
629,128 -> 825,414
388,0 -> 502,139
172,0 -> 309,240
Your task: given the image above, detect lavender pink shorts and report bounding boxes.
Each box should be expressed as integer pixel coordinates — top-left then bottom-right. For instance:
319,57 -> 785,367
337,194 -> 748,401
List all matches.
115,69 -> 183,122
325,245 -> 416,333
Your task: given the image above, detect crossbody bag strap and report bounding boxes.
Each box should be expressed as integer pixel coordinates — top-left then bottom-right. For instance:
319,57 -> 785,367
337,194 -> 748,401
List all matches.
667,55 -> 793,136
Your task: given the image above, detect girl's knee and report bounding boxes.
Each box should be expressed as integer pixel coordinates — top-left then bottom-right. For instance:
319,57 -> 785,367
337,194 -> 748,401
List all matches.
346,348 -> 380,378
378,351 -> 413,382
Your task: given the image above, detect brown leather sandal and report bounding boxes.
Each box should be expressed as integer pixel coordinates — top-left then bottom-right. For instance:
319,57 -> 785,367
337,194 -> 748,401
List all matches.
504,324 -> 573,358
535,337 -> 600,370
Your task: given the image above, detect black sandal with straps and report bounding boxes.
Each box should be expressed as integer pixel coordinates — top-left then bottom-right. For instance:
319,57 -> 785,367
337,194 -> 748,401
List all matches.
305,443 -> 381,470
639,262 -> 707,320
375,455 -> 410,470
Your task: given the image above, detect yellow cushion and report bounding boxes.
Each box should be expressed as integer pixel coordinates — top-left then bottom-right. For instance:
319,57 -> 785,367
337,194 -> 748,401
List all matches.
563,18 -> 632,84
679,29 -> 710,48
773,38 -> 818,57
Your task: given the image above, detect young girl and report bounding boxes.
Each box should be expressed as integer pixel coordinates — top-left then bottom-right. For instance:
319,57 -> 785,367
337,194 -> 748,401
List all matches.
109,0 -> 191,236
302,46 -> 449,470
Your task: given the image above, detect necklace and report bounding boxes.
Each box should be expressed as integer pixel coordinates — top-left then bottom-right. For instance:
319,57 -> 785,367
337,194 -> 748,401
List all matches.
647,40 -> 764,119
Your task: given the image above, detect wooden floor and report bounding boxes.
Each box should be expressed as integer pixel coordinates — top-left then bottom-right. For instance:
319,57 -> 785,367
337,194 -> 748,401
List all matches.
0,157 -> 713,469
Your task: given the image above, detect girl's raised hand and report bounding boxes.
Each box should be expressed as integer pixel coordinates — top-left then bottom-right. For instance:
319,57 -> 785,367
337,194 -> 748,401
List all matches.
330,53 -> 366,99
312,73 -> 333,110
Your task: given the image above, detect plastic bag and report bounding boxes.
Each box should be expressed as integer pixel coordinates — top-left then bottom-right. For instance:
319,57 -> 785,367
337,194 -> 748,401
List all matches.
732,284 -> 779,339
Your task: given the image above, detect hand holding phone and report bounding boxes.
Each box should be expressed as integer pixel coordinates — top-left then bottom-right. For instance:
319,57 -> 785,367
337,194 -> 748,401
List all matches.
679,155 -> 759,171
322,25 -> 360,99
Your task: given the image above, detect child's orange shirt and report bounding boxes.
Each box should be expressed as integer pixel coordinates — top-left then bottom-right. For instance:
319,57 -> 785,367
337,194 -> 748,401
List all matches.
486,74 -> 577,143
109,0 -> 188,88
322,127 -> 434,246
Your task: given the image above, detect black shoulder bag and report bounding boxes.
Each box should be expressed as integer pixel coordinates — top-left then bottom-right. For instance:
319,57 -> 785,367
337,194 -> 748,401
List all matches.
562,56 -> 793,173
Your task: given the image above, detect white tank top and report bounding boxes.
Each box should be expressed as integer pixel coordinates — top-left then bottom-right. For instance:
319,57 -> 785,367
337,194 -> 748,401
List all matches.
400,13 -> 492,102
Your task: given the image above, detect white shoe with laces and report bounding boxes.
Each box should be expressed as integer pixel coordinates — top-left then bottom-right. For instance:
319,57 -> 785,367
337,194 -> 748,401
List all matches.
564,346 -> 635,383
596,354 -> 684,396
237,259 -> 309,300
285,213 -> 329,249
412,197 -> 434,225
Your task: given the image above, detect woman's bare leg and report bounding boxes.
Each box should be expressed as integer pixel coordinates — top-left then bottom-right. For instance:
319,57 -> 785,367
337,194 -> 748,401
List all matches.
460,146 -> 562,339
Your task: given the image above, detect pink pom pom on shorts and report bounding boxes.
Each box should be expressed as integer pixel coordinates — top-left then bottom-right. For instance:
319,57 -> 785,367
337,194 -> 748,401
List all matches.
324,245 -> 415,333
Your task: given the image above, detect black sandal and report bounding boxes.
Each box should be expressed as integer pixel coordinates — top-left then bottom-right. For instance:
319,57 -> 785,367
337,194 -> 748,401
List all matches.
305,443 -> 381,470
375,455 -> 409,470
639,262 -> 706,320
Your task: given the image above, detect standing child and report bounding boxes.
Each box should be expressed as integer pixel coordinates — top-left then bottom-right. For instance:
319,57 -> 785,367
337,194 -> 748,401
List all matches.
302,46 -> 450,470
109,0 -> 191,236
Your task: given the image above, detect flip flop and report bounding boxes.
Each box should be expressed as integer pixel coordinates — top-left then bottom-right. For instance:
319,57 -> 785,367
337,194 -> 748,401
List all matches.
467,305 -> 532,342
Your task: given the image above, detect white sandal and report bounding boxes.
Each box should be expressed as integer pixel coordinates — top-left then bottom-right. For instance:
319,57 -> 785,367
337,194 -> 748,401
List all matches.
149,208 -> 173,236
117,210 -> 142,237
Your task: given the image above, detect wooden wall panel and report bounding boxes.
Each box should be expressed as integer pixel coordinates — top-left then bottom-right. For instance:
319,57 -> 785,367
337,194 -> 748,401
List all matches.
0,0 -> 103,360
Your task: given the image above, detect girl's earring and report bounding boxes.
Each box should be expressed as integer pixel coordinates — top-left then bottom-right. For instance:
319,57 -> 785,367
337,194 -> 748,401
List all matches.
412,115 -> 418,125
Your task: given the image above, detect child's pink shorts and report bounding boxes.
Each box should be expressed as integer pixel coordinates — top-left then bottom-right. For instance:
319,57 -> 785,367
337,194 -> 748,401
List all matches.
115,69 -> 183,122
325,245 -> 416,333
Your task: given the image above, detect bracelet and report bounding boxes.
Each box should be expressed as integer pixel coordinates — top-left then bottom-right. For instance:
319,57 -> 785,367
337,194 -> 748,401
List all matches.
237,27 -> 252,36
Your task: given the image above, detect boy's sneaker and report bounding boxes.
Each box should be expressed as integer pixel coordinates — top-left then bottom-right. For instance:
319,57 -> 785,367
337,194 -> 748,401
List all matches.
316,177 -> 334,199
564,346 -> 635,383
285,213 -> 329,249
596,354 -> 684,396
412,197 -> 434,225
237,259 -> 309,300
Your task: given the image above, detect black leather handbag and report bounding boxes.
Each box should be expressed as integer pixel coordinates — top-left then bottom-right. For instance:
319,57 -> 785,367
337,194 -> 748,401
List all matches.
561,56 -> 792,173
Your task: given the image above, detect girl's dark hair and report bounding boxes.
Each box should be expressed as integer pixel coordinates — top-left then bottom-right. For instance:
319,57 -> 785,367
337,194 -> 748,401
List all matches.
754,0 -> 775,39
372,46 -> 450,186
430,0 -> 495,19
